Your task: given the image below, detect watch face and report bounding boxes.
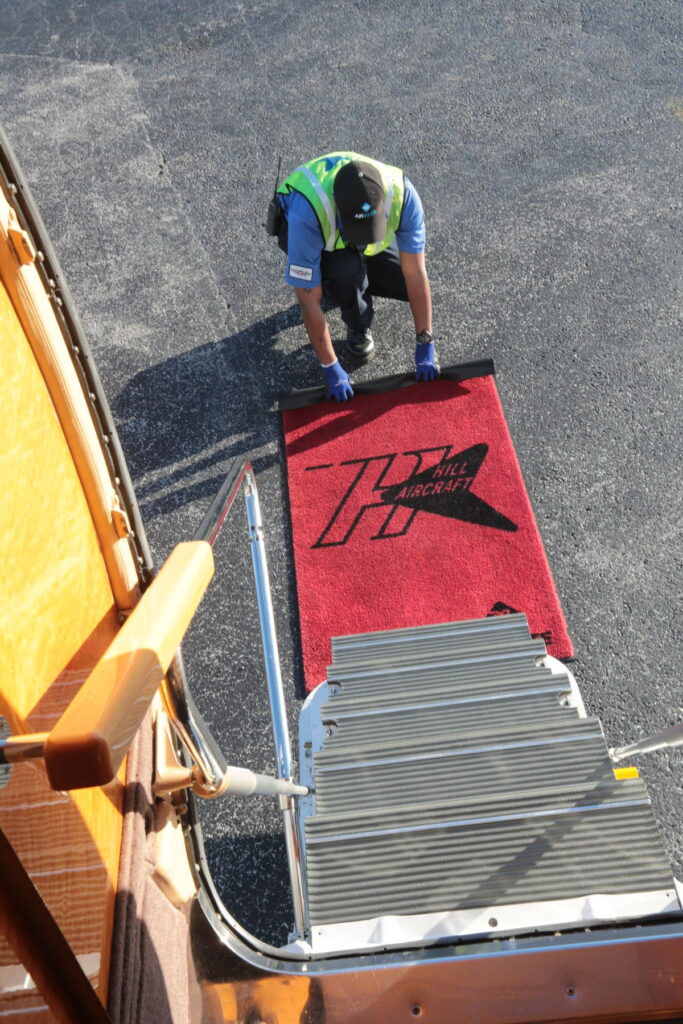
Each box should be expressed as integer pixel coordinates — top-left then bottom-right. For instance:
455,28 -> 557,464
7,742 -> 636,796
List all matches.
417,330 -> 432,344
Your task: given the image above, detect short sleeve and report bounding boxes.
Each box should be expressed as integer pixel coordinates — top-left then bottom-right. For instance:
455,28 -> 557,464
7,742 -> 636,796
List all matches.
395,178 -> 426,254
282,192 -> 324,288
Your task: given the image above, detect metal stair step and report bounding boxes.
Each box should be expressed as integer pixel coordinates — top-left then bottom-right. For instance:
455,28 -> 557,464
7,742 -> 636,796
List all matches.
313,732 -> 614,814
305,799 -> 674,926
330,613 -> 531,659
307,778 -> 648,839
314,716 -> 604,769
330,617 -> 533,669
326,660 -> 559,711
320,689 -> 577,750
327,636 -> 547,680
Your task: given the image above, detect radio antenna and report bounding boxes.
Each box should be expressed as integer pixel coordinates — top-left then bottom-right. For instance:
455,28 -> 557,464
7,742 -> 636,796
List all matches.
272,155 -> 282,198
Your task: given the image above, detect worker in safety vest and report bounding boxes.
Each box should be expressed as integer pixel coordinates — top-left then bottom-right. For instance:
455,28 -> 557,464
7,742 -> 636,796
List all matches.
273,152 -> 438,401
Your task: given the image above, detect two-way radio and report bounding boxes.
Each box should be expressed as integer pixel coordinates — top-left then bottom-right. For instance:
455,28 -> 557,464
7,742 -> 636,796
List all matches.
265,155 -> 283,236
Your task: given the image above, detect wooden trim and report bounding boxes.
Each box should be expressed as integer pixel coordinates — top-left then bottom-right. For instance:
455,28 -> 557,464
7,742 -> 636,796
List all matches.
0,828 -> 111,1024
0,183 -> 141,611
44,542 -> 214,790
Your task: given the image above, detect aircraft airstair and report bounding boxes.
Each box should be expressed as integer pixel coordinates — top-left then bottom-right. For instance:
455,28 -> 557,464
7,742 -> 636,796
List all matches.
123,455 -> 680,961
295,613 -> 680,954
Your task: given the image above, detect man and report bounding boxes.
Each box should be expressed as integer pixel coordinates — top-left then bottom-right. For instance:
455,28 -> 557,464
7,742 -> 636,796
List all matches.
274,152 -> 439,401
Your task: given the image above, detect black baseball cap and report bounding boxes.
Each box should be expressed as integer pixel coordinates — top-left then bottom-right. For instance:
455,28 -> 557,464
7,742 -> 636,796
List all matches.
333,160 -> 386,246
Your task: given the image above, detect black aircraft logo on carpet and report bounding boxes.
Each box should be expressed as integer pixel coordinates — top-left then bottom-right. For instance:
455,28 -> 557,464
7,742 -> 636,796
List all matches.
307,442 -> 518,548
380,444 -> 518,532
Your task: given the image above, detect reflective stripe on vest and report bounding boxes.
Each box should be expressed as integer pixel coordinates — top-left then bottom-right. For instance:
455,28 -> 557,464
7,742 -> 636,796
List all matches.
295,164 -> 338,251
277,152 -> 405,257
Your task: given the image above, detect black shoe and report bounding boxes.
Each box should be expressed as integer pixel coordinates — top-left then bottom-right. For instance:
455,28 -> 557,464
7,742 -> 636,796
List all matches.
346,327 -> 375,362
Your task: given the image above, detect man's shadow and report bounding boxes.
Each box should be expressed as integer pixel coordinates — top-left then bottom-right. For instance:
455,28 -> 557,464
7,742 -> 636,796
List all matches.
112,304 -> 313,521
112,304 -> 318,702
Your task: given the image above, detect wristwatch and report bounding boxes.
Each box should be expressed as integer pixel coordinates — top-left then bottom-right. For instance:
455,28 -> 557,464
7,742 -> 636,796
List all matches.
416,330 -> 433,344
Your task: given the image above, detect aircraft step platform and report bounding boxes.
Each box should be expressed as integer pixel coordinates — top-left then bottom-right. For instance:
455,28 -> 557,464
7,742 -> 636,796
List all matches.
296,613 -> 680,954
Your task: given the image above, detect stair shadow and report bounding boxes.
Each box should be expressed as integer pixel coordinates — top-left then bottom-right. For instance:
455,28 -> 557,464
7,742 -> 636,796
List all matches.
448,767 -> 644,915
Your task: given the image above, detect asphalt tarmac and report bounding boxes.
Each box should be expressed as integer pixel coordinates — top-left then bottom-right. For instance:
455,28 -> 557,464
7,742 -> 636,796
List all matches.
1,2 -> 681,946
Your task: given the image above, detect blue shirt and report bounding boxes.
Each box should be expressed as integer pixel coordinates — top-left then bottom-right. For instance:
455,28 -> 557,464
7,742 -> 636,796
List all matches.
279,177 -> 426,289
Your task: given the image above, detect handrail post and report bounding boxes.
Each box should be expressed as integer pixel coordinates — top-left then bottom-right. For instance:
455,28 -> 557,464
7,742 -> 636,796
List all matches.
244,473 -> 292,779
611,720 -> 683,761
243,469 -> 307,938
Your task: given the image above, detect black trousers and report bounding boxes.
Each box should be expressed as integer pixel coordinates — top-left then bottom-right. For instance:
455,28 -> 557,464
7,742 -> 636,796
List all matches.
278,220 -> 409,331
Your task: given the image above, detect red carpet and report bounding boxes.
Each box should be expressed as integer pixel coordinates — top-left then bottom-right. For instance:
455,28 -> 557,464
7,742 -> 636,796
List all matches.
281,366 -> 573,691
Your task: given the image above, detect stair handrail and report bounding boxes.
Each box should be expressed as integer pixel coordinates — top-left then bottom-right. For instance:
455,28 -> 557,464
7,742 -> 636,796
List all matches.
189,457 -> 298,788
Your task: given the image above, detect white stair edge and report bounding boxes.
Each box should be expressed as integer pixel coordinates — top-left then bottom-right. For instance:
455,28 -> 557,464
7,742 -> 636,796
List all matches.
290,889 -> 680,956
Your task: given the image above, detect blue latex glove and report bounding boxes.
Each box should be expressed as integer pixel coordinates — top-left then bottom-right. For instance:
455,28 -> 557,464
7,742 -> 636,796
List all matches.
322,360 -> 354,402
415,340 -> 439,382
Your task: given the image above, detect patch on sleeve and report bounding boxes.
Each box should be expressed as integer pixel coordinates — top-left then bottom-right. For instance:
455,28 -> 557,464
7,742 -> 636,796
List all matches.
289,264 -> 313,282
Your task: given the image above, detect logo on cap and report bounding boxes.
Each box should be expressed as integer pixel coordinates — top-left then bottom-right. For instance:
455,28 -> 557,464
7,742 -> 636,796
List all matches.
355,202 -> 376,220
